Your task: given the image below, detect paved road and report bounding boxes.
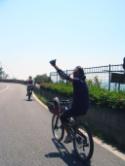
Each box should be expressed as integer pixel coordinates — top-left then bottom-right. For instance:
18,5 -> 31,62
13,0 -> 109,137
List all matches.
0,83 -> 124,166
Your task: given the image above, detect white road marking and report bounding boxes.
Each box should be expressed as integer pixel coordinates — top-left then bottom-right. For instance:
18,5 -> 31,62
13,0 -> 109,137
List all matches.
0,86 -> 9,94
33,93 -> 48,110
93,137 -> 125,161
33,93 -> 125,161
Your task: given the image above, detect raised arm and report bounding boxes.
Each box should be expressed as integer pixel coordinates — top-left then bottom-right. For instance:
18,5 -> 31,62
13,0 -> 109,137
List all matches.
49,59 -> 73,82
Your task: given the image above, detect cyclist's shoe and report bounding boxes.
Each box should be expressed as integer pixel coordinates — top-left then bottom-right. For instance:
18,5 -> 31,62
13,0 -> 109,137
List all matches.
64,134 -> 72,144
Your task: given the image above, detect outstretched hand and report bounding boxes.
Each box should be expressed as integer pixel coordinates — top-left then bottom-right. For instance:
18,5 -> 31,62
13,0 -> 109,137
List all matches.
49,59 -> 56,67
49,59 -> 72,81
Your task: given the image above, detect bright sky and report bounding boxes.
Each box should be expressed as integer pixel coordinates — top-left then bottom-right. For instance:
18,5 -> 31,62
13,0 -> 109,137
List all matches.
0,0 -> 125,79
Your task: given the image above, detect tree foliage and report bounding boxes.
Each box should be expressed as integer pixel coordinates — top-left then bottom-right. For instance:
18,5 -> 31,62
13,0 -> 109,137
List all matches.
0,64 -> 8,79
35,74 -> 51,84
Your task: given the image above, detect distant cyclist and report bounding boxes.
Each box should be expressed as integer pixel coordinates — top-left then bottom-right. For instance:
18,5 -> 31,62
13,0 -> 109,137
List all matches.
26,76 -> 34,96
50,60 -> 89,143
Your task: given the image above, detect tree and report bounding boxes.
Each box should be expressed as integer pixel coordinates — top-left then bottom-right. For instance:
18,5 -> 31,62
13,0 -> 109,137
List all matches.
35,74 -> 52,84
0,64 -> 8,79
0,66 -> 3,79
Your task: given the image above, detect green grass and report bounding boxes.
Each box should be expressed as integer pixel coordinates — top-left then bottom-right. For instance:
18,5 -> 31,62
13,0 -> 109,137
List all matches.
89,85 -> 125,109
40,82 -> 73,97
39,82 -> 125,110
34,92 -> 48,105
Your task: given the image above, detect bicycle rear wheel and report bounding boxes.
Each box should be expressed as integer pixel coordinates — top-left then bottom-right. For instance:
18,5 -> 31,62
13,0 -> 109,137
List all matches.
73,124 -> 94,162
52,114 -> 64,142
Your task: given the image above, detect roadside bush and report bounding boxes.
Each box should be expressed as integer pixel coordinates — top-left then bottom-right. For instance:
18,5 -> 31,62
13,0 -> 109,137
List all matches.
40,82 -> 125,110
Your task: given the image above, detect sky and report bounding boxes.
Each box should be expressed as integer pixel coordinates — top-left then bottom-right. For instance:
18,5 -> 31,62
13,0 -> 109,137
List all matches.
0,0 -> 125,79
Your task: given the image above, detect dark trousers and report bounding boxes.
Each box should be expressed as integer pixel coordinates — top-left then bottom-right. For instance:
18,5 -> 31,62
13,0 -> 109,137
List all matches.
60,107 -> 86,123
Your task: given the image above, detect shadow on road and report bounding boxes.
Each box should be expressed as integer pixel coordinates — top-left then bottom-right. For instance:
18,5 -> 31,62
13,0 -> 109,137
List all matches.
24,99 -> 34,102
45,138 -> 92,166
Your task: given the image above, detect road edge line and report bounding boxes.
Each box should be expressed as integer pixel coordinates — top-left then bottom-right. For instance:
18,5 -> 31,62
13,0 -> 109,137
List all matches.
33,93 -> 48,110
93,137 -> 125,161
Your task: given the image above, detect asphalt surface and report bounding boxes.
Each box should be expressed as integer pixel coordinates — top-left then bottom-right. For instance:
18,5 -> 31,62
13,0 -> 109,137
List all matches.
0,83 -> 125,166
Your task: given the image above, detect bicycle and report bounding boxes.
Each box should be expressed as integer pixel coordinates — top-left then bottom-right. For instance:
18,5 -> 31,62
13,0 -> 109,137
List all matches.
48,97 -> 94,162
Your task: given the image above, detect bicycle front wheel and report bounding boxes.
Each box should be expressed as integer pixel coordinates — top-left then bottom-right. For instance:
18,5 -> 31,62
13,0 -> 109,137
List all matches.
73,124 -> 94,162
52,114 -> 64,142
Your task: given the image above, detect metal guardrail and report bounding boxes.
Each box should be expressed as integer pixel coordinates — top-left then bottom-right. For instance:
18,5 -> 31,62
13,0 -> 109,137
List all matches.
0,79 -> 27,84
50,64 -> 123,75
50,64 -> 124,91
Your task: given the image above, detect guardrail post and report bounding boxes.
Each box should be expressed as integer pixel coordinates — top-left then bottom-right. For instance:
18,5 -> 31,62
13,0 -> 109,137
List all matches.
108,64 -> 111,91
118,83 -> 120,92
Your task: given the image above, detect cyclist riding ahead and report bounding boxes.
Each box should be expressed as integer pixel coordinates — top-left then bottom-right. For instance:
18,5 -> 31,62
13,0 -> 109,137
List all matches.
26,76 -> 34,96
50,60 -> 89,143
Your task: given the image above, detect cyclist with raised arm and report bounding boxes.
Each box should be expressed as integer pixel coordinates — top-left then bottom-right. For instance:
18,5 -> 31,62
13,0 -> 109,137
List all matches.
50,60 -> 89,143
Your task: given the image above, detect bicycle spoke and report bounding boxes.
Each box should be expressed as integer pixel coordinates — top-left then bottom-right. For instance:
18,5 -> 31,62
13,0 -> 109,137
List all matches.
52,115 -> 64,142
73,125 -> 94,162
